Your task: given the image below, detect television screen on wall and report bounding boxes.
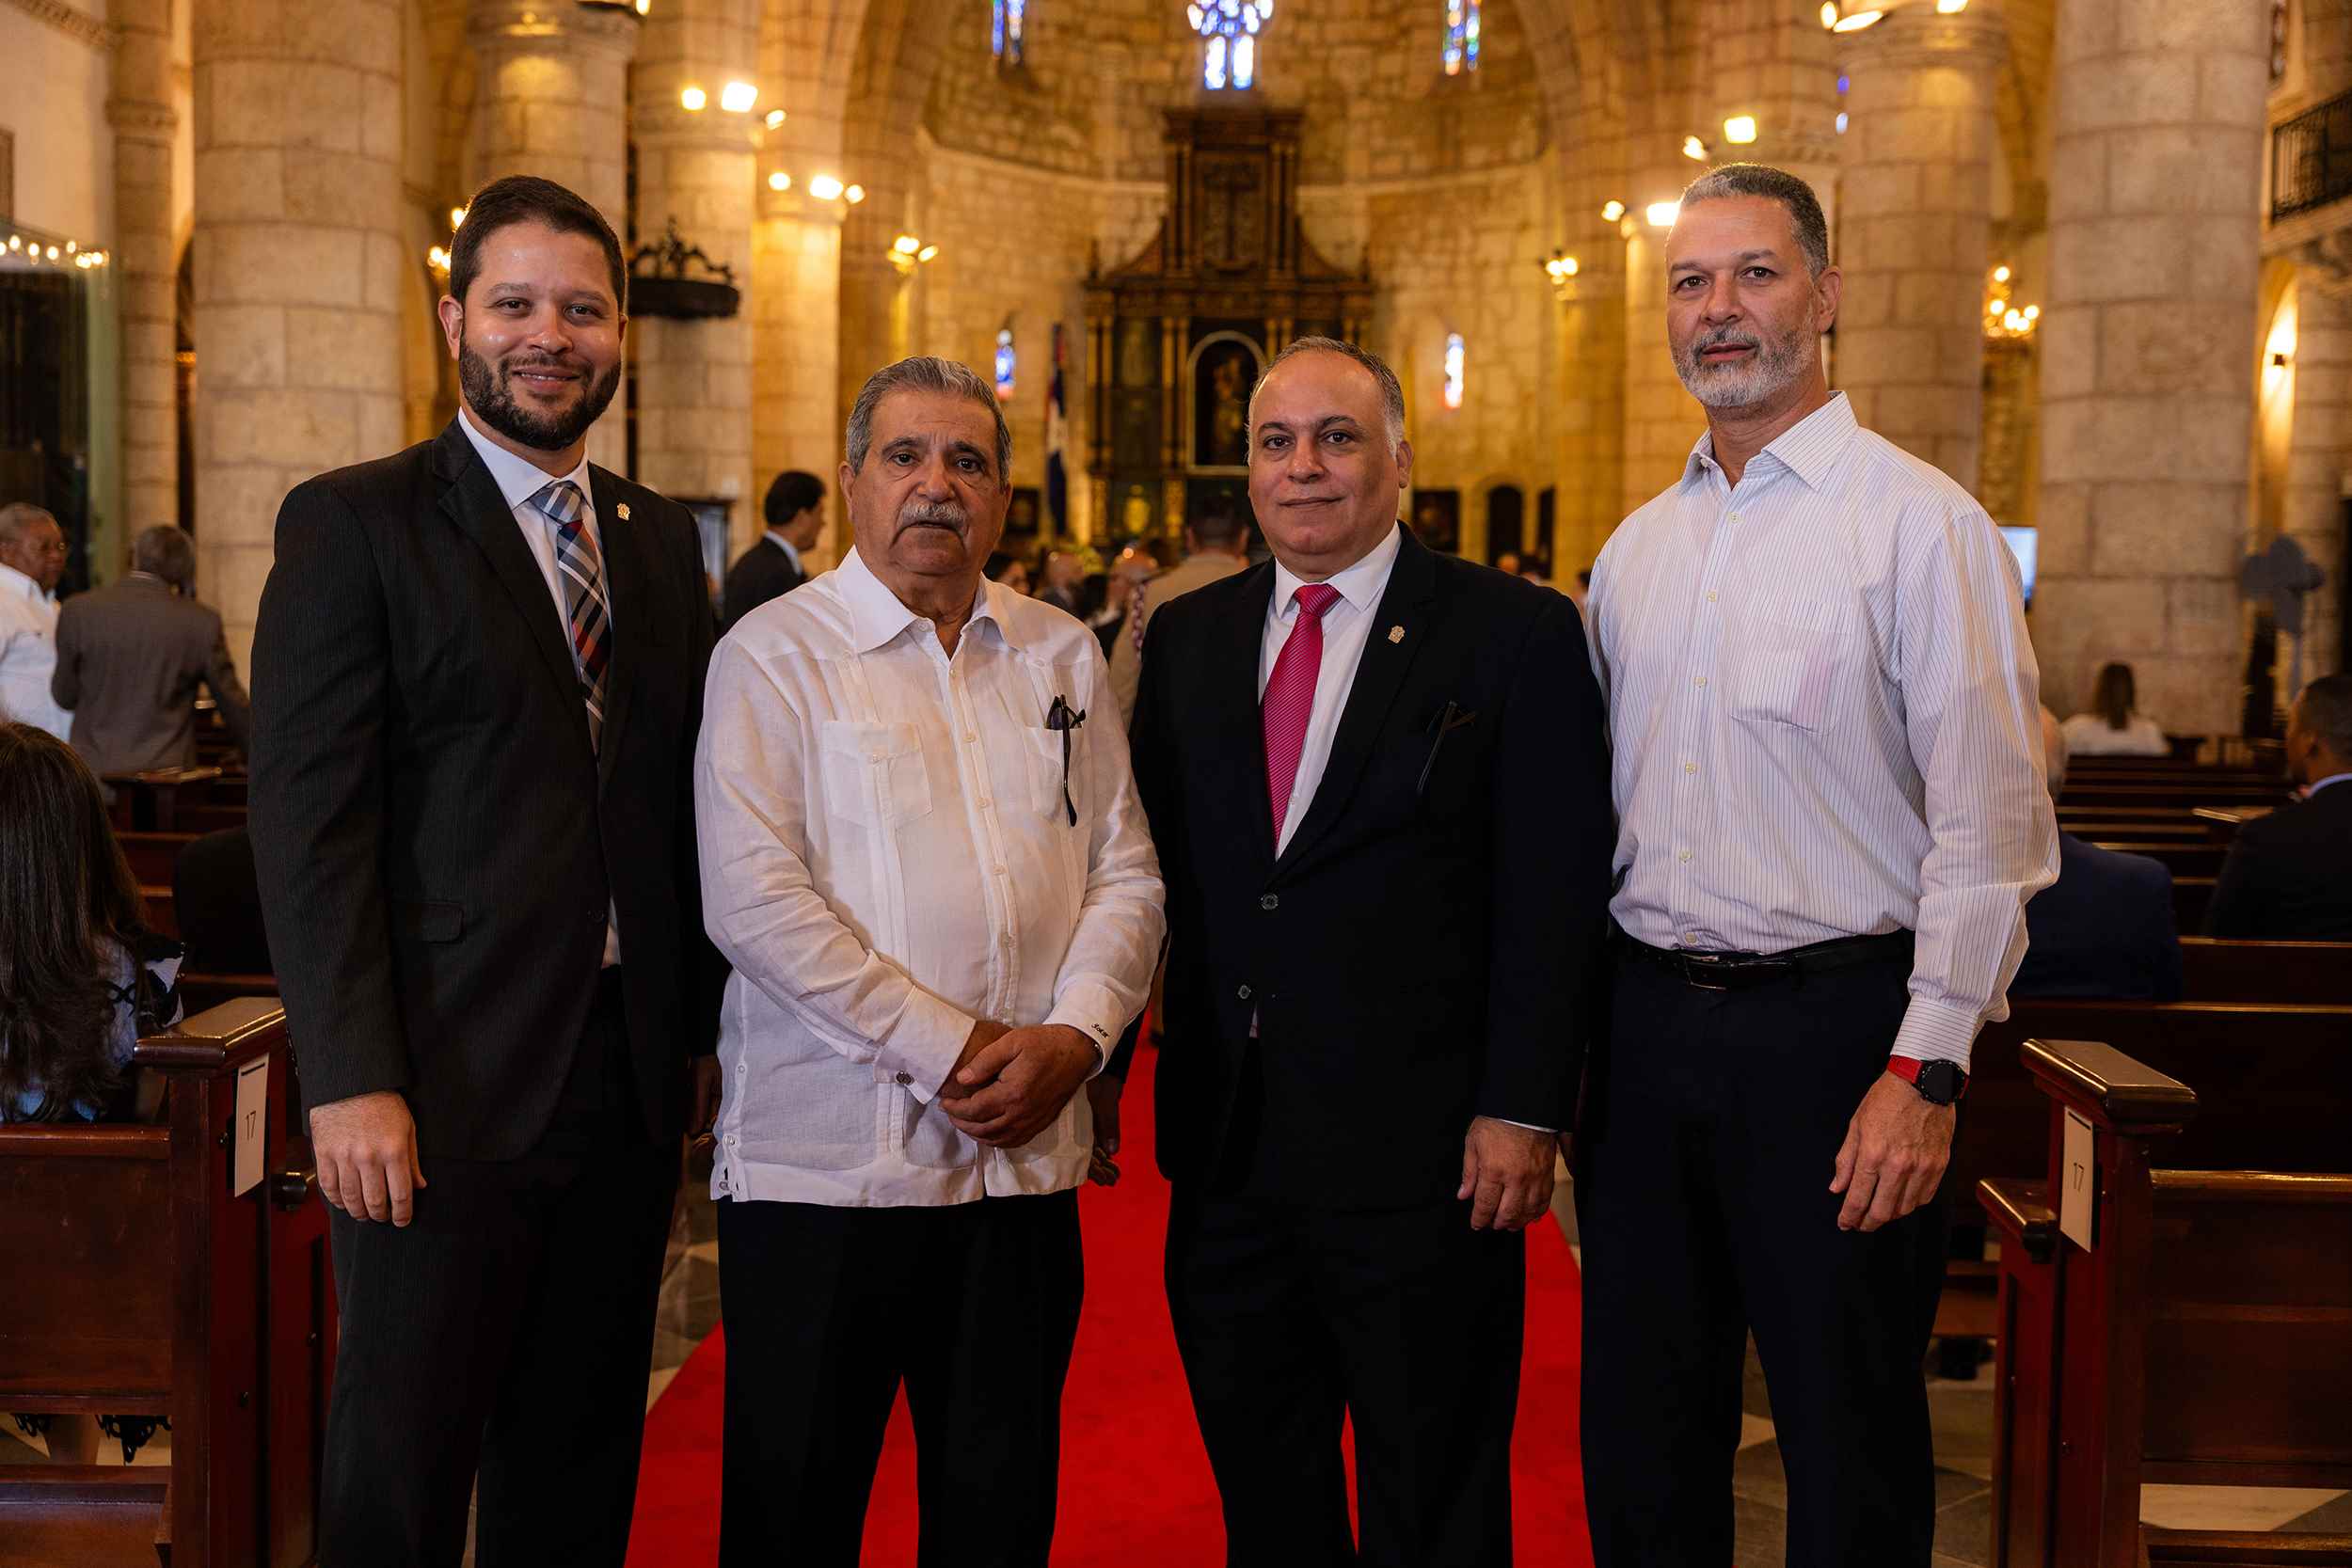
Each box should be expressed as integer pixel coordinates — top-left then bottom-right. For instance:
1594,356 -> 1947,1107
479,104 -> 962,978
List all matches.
1999,525 -> 2038,608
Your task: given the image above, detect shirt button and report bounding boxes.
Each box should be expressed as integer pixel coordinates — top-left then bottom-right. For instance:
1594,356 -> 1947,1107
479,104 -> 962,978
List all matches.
1260,894 -> 1279,911
993,864 -> 1008,876
1677,848 -> 1692,863
962,732 -> 977,743
1236,984 -> 1252,1001
895,1071 -> 912,1085
1683,933 -> 1702,946
1727,511 -> 1742,523
1684,761 -> 1697,774
978,796 -> 993,808
1694,675 -> 1708,688
1707,591 -> 1718,603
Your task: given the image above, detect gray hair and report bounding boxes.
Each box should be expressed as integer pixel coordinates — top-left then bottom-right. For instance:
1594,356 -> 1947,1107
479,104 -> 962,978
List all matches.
2295,673 -> 2352,765
844,356 -> 1011,482
0,502 -> 56,548
132,524 -> 195,592
1250,336 -> 1407,453
1678,162 -> 1832,278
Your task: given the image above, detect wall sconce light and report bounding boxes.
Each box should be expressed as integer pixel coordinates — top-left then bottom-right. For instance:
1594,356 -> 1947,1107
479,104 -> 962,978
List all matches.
1936,0 -> 1967,12
1831,8 -> 1884,31
1820,1 -> 1838,24
1541,251 -> 1580,294
890,234 -> 941,273
843,184 -> 866,204
426,245 -> 452,274
1645,201 -> 1680,229
2272,350 -> 2292,368
679,85 -> 707,111
634,0 -> 649,13
450,206 -> 468,230
1682,135 -> 1708,161
768,171 -> 792,192
765,109 -> 787,129
720,81 -> 759,113
808,174 -> 844,200
1724,115 -> 1757,145
1600,199 -> 1626,223
1993,263 -> 2010,284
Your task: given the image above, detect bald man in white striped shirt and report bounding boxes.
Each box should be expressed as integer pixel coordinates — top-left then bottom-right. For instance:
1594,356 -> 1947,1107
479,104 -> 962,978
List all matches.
1578,165 -> 2057,1568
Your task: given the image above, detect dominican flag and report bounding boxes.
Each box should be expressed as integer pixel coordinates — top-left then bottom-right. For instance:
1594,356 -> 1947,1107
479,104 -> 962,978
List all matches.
1045,323 -> 1069,535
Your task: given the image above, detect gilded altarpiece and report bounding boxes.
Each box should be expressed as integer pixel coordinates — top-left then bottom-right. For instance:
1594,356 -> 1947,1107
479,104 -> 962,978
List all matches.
1085,108 -> 1374,543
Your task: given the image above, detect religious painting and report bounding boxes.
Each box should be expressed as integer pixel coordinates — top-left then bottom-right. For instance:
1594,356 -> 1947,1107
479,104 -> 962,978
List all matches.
1192,337 -> 1261,470
1006,486 -> 1042,543
1411,489 -> 1462,556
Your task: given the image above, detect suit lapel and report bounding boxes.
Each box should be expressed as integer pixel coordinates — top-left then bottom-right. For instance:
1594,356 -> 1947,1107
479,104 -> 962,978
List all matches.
588,465 -> 646,788
1273,528 -> 1439,878
430,421 -> 590,745
1218,562 -> 1280,873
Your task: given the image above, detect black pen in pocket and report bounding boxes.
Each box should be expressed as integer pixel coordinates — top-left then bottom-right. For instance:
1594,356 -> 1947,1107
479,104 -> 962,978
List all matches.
1419,701 -> 1477,795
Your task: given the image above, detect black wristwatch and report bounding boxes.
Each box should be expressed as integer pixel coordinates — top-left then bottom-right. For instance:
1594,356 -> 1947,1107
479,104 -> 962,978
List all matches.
1887,1055 -> 1967,1105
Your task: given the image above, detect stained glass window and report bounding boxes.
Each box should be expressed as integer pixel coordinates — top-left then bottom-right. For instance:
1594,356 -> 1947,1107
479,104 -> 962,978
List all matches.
1443,1 -> 1479,75
1442,333 -> 1465,410
995,328 -> 1016,399
993,0 -> 1025,66
1190,0 -> 1272,90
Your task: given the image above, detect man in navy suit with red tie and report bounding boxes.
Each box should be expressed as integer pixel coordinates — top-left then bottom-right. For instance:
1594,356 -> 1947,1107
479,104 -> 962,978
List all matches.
1122,338 -> 1614,1565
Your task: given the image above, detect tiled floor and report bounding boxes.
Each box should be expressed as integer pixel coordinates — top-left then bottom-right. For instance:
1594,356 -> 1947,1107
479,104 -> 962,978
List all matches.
9,1161 -> 2345,1564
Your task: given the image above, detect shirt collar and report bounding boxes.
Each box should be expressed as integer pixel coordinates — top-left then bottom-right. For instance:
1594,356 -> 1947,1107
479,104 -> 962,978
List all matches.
2308,771 -> 2352,799
1271,521 -> 1405,620
457,406 -> 593,517
766,531 -> 803,572
836,546 -> 1003,655
0,562 -> 43,602
1681,391 -> 1859,493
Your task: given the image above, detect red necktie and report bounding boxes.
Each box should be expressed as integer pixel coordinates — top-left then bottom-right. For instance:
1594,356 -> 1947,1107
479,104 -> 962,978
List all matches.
1263,582 -> 1342,838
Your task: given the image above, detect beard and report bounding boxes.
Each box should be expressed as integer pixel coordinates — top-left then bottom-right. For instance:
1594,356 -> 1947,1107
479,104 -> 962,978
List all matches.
1673,318 -> 1818,410
458,339 -> 621,452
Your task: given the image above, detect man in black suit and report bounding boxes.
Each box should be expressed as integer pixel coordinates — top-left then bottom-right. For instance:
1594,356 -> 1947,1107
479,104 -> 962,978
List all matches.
247,174 -> 723,1568
1125,338 -> 1613,1565
2014,708 -> 2182,1001
2207,673 -> 2352,941
720,467 -> 822,630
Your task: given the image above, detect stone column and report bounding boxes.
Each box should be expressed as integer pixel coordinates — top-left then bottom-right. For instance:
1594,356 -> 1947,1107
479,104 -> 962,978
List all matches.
630,0 -> 759,547
191,0 -> 406,667
2281,278 -> 2351,682
750,194 -> 844,551
1834,3 -> 2005,490
2033,0 -> 2268,731
1622,163 -> 1703,520
109,0 -> 179,546
464,0 -> 640,473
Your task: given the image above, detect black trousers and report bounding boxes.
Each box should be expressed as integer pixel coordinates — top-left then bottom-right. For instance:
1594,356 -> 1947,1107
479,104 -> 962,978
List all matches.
1576,945 -> 1948,1568
715,1188 -> 1085,1568
1166,1190 -> 1526,1567
318,970 -> 678,1568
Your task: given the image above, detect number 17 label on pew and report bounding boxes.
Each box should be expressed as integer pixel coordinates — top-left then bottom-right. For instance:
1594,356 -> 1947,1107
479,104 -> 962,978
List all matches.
231,1057 -> 267,1198
2060,1108 -> 2095,1252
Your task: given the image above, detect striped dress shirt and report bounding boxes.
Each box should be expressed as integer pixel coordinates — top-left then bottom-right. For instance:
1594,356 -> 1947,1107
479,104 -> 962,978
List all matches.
1589,393 -> 2058,1069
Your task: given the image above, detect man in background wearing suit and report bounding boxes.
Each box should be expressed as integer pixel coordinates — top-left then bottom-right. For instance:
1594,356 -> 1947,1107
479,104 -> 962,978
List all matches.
2013,707 -> 2181,1001
248,174 -> 723,1568
721,467 -> 822,630
2207,673 -> 2352,941
1128,338 -> 1614,1564
52,524 -> 251,773
1107,505 -> 1250,729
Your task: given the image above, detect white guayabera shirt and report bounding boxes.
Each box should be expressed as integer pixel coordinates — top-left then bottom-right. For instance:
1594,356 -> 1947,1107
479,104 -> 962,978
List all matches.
0,562 -> 71,742
696,546 -> 1166,1207
1589,393 -> 2058,1071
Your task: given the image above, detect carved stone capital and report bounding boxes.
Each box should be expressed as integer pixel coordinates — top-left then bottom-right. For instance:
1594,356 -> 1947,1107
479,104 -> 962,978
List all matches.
4,0 -> 112,50
105,97 -> 177,137
466,0 -> 639,61
1836,4 -> 2008,75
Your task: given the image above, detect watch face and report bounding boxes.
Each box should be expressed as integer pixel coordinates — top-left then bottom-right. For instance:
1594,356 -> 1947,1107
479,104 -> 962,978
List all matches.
1918,1061 -> 1961,1104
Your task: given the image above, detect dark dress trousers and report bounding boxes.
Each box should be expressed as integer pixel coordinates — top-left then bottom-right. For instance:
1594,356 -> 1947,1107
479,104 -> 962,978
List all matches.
720,533 -> 805,630
2204,780 -> 2352,940
1128,527 -> 1614,1567
247,419 -> 723,1568
2012,832 -> 2183,1000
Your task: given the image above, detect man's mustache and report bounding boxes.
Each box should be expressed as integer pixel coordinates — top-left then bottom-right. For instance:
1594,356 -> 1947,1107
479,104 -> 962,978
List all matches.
1688,328 -> 1759,360
896,500 -> 969,532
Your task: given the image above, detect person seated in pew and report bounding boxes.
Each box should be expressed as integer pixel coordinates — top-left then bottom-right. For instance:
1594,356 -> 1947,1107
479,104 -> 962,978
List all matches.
2013,708 -> 2183,1002
0,721 -> 183,1465
172,824 -> 271,976
2206,673 -> 2352,941
2061,660 -> 2171,757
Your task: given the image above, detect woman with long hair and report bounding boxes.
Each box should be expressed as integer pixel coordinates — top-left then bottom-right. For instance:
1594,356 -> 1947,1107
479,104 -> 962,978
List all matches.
1,721 -> 183,1463
2063,661 -> 2170,757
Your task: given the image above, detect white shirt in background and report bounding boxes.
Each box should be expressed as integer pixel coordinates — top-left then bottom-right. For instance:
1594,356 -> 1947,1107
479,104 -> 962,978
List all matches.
0,562 -> 72,742
695,546 -> 1165,1207
2060,711 -> 2170,758
1590,393 -> 2058,1071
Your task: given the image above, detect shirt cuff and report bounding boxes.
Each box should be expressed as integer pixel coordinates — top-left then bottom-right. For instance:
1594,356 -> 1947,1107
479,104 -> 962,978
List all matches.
879,989 -> 978,1104
1889,998 -> 1983,1073
1044,981 -> 1128,1083
1493,1118 -> 1559,1134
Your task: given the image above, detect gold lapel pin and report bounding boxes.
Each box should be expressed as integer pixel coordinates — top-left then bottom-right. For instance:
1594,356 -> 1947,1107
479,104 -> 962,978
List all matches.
1388,625 -> 1406,644
615,502 -> 630,521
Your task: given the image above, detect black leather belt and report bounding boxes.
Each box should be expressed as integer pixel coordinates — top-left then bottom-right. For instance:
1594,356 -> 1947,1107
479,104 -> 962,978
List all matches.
1614,927 -> 1915,991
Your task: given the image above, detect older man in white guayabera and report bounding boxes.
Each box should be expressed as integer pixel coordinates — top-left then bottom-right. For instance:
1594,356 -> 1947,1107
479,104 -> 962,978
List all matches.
1579,162 -> 2057,1568
0,503 -> 72,741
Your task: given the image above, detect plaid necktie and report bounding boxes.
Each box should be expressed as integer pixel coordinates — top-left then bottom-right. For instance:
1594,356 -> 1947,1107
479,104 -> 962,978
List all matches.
1129,578 -> 1152,654
529,479 -> 611,752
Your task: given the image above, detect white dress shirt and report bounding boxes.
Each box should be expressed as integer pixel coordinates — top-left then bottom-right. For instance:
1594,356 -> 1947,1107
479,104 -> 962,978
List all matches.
0,562 -> 71,742
455,408 -> 621,966
1590,393 -> 2058,1070
1261,523 -> 1405,855
695,546 -> 1166,1207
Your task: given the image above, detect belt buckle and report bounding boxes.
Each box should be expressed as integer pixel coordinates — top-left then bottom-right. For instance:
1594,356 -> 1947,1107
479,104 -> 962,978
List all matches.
1677,952 -> 1734,992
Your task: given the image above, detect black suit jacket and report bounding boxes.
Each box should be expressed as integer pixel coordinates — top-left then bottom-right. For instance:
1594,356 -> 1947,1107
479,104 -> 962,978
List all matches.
1129,528 -> 1614,1206
2204,780 -> 2352,941
720,536 -> 806,631
248,420 -> 724,1159
2012,832 -> 2182,1001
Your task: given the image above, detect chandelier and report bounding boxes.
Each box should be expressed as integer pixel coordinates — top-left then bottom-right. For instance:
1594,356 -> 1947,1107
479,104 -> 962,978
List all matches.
1188,0 -> 1274,90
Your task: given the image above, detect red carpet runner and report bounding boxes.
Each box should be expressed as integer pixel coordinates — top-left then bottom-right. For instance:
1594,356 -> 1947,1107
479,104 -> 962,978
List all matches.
626,1060 -> 1593,1565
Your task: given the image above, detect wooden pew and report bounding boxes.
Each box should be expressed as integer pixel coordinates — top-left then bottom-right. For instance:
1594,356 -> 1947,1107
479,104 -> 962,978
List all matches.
179,972 -> 279,1014
2179,938 -> 2352,1004
0,999 -> 335,1568
2058,805 -> 2242,841
2060,782 -> 2291,811
2082,839 -> 2228,879
103,768 -> 224,833
139,885 -> 178,942
1979,1038 -> 2352,1568
2172,876 -> 2217,933
116,831 -> 198,887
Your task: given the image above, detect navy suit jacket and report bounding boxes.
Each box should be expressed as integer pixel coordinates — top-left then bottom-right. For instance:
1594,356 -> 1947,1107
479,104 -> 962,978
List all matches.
2204,779 -> 2352,941
2012,831 -> 2182,1002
